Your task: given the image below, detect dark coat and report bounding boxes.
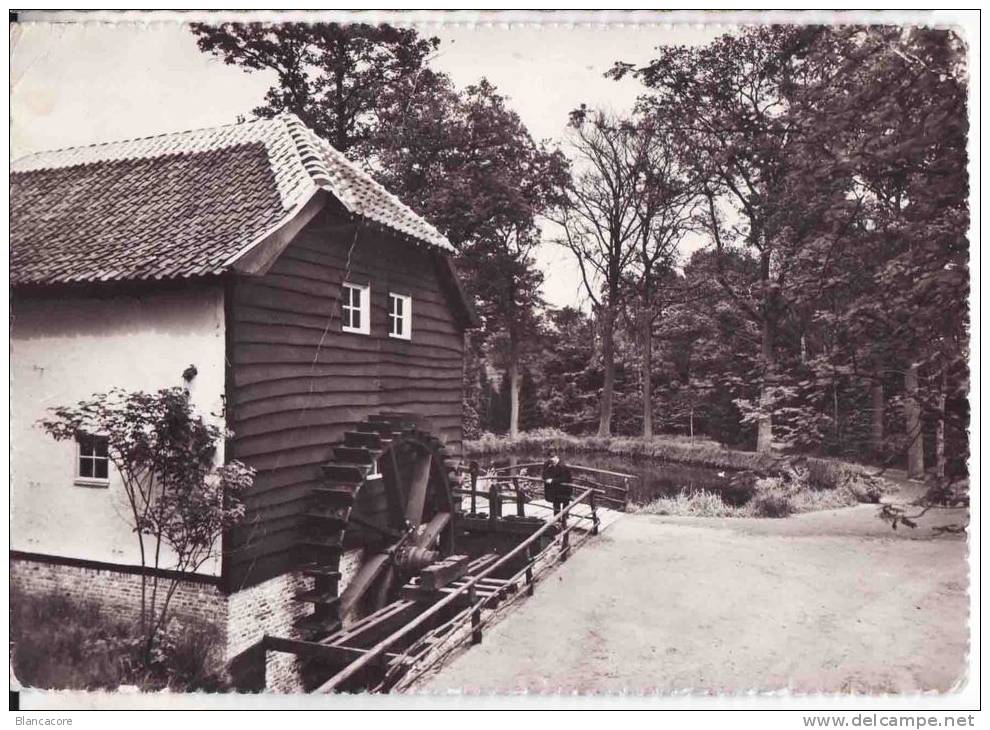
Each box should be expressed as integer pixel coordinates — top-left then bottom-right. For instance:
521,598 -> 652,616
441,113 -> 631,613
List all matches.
542,459 -> 573,503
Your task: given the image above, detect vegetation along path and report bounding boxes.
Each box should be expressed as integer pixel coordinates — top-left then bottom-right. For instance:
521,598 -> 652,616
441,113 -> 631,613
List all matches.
417,503 -> 968,695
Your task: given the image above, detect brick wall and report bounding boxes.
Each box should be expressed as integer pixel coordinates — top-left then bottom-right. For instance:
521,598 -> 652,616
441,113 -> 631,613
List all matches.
11,555 -> 316,692
227,571 -> 312,692
10,556 -> 226,627
226,571 -> 309,658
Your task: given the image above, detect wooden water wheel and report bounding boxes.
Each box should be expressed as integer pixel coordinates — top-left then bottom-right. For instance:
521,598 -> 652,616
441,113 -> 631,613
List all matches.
294,412 -> 458,640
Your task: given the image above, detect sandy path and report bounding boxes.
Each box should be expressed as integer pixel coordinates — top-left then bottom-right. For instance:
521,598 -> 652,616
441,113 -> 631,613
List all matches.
416,504 -> 969,695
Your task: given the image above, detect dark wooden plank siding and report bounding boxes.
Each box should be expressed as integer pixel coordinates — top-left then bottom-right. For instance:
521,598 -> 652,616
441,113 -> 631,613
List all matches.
226,215 -> 466,591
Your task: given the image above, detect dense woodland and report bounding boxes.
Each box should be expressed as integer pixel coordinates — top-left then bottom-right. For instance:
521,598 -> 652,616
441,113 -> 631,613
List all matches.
192,23 -> 969,479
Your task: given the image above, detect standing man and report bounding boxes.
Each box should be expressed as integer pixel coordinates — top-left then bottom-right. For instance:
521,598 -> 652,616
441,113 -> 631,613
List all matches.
542,446 -> 573,520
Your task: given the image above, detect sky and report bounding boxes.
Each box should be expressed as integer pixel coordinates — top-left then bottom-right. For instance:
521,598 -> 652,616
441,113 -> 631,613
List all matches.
9,17 -> 727,308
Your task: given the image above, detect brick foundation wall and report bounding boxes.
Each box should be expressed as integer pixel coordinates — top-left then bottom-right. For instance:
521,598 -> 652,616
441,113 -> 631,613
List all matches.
10,555 -> 226,627
226,571 -> 312,692
11,554 -> 318,692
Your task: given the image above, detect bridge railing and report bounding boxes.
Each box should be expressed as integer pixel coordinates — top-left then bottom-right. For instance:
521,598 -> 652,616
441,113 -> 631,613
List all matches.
475,461 -> 635,512
316,487 -> 598,694
453,476 -> 599,517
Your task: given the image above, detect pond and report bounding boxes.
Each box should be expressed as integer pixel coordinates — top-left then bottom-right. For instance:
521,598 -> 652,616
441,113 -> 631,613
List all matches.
476,451 -> 753,507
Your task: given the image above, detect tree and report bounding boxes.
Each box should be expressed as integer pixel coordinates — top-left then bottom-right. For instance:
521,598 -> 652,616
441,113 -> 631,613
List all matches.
842,27 -> 967,479
620,117 -> 700,437
614,27 -> 865,453
447,82 -> 569,438
535,306 -> 601,434
664,249 -> 763,446
777,26 -> 969,474
39,385 -> 253,655
552,109 -> 645,437
461,331 -> 485,440
191,22 -> 441,161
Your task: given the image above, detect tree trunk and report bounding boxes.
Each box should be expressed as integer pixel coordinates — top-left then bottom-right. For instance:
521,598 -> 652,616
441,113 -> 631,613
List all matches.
904,362 -> 925,480
870,380 -> 885,457
598,304 -> 616,437
756,318 -> 774,454
508,356 -> 521,439
689,404 -> 694,440
833,381 -> 840,447
641,305 -> 653,439
935,369 -> 946,481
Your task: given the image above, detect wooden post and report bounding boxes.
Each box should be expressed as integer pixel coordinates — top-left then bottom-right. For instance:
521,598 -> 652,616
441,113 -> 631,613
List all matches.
514,477 -> 526,518
488,482 -> 500,551
489,483 -> 501,519
525,545 -> 534,596
561,518 -> 570,562
623,477 -> 630,512
469,585 -> 482,645
904,363 -> 925,480
590,490 -> 599,536
469,462 -> 479,516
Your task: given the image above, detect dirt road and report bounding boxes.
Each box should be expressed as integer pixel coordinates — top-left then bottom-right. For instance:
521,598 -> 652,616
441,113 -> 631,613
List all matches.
417,504 -> 969,695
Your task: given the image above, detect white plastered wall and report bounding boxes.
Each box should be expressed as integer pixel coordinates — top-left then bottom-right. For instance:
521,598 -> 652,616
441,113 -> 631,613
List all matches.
10,285 -> 227,576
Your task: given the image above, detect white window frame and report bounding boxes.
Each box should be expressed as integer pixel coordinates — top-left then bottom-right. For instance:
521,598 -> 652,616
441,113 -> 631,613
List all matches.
366,459 -> 382,480
388,292 -> 412,340
342,282 -> 371,335
75,433 -> 110,488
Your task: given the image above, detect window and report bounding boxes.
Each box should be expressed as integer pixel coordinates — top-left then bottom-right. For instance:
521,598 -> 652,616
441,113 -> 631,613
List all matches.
388,293 -> 412,340
366,459 -> 382,480
342,282 -> 370,334
76,434 -> 109,486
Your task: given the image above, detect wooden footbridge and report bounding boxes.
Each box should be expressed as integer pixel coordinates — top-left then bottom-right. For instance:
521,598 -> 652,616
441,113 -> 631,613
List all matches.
262,453 -> 635,693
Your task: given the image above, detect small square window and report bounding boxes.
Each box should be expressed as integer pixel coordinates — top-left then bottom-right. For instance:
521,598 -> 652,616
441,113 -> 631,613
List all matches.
342,282 -> 370,335
388,293 -> 412,340
76,434 -> 110,486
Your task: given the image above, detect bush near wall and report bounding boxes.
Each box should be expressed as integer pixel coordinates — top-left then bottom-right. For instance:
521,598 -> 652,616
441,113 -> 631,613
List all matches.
10,586 -> 228,692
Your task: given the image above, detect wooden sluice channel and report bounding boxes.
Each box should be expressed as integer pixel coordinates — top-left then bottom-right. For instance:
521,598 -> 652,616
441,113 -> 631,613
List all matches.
263,464 -> 636,693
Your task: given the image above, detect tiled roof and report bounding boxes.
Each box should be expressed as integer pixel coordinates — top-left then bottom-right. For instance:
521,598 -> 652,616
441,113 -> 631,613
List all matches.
10,114 -> 453,286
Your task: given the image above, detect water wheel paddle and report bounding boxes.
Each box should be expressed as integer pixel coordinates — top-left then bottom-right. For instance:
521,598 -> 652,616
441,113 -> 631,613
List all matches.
295,413 -> 457,639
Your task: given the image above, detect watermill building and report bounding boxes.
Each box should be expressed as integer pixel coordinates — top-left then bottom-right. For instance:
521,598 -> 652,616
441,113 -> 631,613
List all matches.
10,115 -> 479,688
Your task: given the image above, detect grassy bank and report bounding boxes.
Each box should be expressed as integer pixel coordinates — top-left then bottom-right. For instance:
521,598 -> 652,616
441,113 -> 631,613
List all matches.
10,587 -> 228,692
633,478 -> 867,518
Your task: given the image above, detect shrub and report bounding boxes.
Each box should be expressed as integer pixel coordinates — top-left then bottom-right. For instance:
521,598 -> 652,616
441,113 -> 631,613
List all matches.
11,588 -> 228,692
802,457 -> 888,500
789,484 -> 862,512
38,384 -> 253,654
149,621 -> 229,691
750,492 -> 793,518
11,587 -> 136,690
743,477 -> 793,518
720,471 -> 758,506
637,489 -> 741,518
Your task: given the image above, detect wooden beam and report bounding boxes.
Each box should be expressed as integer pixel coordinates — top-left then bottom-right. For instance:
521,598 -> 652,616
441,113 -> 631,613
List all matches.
338,552 -> 390,619
405,453 -> 432,525
329,599 -> 422,649
455,514 -> 545,536
434,253 -> 481,330
418,554 -> 471,592
229,190 -> 330,275
381,447 -> 410,529
263,635 -> 400,666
